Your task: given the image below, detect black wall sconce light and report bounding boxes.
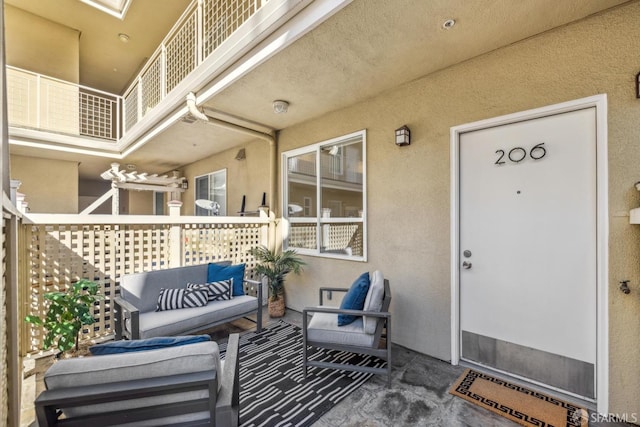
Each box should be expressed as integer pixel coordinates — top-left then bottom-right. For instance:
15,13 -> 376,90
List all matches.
395,125 -> 411,146
636,71 -> 640,99
235,148 -> 246,160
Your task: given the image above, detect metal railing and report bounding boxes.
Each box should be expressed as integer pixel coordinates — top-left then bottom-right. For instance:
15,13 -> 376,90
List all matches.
123,0 -> 266,132
19,212 -> 271,355
7,0 -> 268,141
6,66 -> 121,140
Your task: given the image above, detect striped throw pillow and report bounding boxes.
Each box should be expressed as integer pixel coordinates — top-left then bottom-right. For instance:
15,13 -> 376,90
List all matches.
156,288 -> 209,311
187,279 -> 232,301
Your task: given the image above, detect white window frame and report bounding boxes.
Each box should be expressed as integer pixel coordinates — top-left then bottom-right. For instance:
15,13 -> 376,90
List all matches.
194,169 -> 227,216
282,130 -> 367,261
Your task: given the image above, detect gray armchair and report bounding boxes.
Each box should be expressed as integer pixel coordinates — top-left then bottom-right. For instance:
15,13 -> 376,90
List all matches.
35,334 -> 240,427
302,271 -> 392,386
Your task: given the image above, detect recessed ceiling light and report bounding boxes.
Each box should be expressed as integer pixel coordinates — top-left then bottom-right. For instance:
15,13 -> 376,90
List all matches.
273,100 -> 289,114
118,33 -> 130,43
442,19 -> 456,30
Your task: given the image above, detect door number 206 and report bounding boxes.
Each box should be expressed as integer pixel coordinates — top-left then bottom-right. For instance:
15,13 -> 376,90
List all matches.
495,143 -> 546,165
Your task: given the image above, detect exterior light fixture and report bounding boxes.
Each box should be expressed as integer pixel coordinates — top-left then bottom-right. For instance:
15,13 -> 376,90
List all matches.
636,71 -> 640,99
395,125 -> 411,147
118,33 -> 130,43
442,19 -> 455,30
235,148 -> 246,160
273,100 -> 289,114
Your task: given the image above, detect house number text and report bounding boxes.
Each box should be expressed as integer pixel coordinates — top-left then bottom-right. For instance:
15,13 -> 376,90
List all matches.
495,143 -> 546,165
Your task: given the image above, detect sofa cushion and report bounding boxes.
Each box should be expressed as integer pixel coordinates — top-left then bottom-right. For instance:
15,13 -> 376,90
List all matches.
187,279 -> 232,301
208,263 -> 245,296
337,272 -> 370,326
89,335 -> 211,356
137,295 -> 258,339
308,311 -> 374,347
362,271 -> 385,334
156,288 -> 209,311
45,341 -> 223,417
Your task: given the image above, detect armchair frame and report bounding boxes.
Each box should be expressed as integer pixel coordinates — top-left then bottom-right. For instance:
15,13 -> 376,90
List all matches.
302,279 -> 392,387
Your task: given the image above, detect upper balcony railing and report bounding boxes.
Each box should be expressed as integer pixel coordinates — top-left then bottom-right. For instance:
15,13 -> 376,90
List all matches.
7,0 -> 268,142
123,0 -> 266,132
6,66 -> 121,141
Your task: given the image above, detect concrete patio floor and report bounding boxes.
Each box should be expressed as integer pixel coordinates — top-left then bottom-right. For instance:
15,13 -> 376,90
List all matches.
21,308 -> 635,427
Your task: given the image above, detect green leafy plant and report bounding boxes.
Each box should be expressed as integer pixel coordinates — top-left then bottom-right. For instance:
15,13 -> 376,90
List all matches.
248,245 -> 305,301
25,279 -> 103,353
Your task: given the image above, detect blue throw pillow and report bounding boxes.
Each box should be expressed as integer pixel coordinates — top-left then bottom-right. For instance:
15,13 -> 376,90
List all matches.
89,335 -> 210,356
208,263 -> 246,296
337,272 -> 370,326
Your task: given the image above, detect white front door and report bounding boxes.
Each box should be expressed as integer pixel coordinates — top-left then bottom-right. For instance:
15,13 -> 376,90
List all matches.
458,107 -> 598,399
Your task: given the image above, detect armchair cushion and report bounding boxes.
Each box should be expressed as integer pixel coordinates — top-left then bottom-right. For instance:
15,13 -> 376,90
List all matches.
337,272 -> 370,326
362,270 -> 385,334
44,341 -> 224,419
309,312 -> 375,347
89,334 -> 210,355
208,262 -> 246,296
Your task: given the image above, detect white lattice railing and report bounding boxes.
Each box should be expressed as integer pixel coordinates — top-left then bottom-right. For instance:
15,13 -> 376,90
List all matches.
123,0 -> 266,132
20,213 -> 270,355
6,66 -> 121,140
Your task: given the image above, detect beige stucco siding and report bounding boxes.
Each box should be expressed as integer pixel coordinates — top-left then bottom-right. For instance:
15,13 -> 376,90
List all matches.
11,155 -> 78,213
181,138 -> 271,216
278,2 -> 640,414
5,5 -> 80,84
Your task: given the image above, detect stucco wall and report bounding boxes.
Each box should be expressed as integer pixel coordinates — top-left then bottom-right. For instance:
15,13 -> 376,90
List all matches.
181,139 -> 271,215
4,5 -> 80,83
11,156 -> 78,213
278,2 -> 640,414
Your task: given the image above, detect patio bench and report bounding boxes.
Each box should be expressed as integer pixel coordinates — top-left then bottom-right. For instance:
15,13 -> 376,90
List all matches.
36,334 -> 240,426
114,262 -> 263,340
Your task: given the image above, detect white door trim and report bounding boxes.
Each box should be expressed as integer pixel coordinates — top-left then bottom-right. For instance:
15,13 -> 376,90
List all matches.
449,94 -> 609,414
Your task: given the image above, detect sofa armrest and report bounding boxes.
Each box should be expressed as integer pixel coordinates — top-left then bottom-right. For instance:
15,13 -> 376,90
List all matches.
244,278 -> 263,332
218,333 -> 240,417
303,305 -> 391,319
113,296 -> 140,340
35,370 -> 218,427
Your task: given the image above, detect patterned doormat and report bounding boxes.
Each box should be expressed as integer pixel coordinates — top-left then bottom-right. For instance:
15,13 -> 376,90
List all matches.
217,320 -> 386,427
449,369 -> 588,426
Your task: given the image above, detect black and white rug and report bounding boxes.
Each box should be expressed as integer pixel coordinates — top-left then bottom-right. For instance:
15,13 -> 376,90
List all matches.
218,320 -> 385,427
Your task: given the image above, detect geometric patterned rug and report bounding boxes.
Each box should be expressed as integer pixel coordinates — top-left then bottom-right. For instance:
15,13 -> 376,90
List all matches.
449,369 -> 588,427
218,320 -> 386,427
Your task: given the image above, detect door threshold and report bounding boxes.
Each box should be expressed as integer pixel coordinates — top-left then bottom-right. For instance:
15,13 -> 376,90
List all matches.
459,360 -> 597,412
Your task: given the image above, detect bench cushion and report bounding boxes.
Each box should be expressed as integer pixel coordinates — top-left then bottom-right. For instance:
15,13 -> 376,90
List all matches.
307,311 -> 374,347
136,295 -> 258,338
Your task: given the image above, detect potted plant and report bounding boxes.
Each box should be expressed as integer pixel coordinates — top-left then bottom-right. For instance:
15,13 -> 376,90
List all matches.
25,279 -> 103,356
248,245 -> 305,318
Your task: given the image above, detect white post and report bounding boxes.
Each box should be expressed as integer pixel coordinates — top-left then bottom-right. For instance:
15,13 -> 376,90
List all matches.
168,200 -> 183,268
9,180 -> 20,205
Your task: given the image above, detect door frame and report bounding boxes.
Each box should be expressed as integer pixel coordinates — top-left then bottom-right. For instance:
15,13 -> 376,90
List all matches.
449,94 -> 609,413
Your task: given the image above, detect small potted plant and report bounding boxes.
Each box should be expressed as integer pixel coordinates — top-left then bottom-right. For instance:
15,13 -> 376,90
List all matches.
25,279 -> 103,356
248,245 -> 305,318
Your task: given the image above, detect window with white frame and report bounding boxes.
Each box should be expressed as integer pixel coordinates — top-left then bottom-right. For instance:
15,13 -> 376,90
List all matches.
283,130 -> 366,260
195,169 -> 227,216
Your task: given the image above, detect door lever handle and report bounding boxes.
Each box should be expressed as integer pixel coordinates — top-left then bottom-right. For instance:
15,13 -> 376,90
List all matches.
462,261 -> 472,270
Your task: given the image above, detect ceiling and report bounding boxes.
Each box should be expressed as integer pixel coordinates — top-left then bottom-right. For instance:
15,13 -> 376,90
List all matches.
5,0 -> 632,180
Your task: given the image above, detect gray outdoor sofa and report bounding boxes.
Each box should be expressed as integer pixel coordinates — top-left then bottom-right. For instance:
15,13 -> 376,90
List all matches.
36,334 -> 240,426
113,262 -> 263,340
